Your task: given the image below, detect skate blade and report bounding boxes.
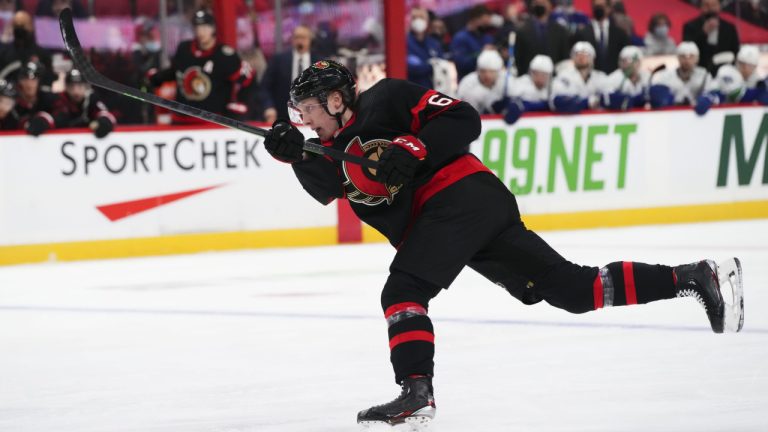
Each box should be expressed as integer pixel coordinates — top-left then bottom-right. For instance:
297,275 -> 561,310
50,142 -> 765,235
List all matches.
358,416 -> 433,432
717,257 -> 744,332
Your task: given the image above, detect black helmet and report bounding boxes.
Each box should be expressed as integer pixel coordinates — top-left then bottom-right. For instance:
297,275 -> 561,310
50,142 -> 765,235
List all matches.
18,61 -> 43,80
0,79 -> 16,99
290,59 -> 356,107
192,9 -> 215,27
65,69 -> 87,85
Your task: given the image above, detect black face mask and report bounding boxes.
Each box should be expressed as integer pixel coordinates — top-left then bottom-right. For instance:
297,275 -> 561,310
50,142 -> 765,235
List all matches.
592,5 -> 606,20
13,27 -> 34,46
532,5 -> 548,17
477,25 -> 493,33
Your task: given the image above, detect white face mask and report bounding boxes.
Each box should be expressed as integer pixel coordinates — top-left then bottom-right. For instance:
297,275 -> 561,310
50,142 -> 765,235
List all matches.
411,18 -> 428,34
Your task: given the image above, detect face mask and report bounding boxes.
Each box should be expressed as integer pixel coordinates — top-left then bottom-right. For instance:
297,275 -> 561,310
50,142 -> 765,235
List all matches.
144,41 -> 161,52
592,5 -> 606,20
653,25 -> 669,38
411,18 -> 428,34
532,5 -> 547,17
13,27 -> 33,45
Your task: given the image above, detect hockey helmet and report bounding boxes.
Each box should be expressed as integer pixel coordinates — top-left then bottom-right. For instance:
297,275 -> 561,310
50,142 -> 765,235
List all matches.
65,69 -> 87,85
18,61 -> 43,81
0,79 -> 16,99
571,41 -> 596,58
289,59 -> 357,126
192,9 -> 215,27
715,65 -> 745,102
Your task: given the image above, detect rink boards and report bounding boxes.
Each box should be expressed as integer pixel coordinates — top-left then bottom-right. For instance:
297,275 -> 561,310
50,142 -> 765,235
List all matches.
1,105 -> 767,264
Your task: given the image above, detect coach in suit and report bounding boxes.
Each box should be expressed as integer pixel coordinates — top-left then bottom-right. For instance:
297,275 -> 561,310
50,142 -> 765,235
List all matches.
261,25 -> 318,123
514,0 -> 570,76
683,0 -> 740,75
572,0 -> 630,74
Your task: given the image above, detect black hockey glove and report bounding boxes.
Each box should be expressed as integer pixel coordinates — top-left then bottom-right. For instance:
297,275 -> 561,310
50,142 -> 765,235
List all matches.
26,115 -> 50,136
90,116 -> 114,138
375,135 -> 427,186
264,119 -> 305,163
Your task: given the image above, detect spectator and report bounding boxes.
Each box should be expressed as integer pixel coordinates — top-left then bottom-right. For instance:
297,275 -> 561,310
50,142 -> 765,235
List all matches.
150,10 -> 253,125
428,14 -> 451,55
515,0 -> 570,75
52,69 -> 116,138
456,50 -> 506,114
683,0 -> 740,75
603,45 -> 649,110
450,5 -> 495,80
261,25 -> 318,124
644,13 -> 677,56
729,0 -> 768,28
127,19 -> 162,124
649,42 -> 715,108
550,41 -> 609,113
35,0 -> 89,18
407,7 -> 444,88
13,61 -> 57,136
503,54 -> 554,125
0,78 -> 19,130
551,0 -> 591,35
611,1 -> 642,46
572,0 -> 630,74
0,11 -> 54,89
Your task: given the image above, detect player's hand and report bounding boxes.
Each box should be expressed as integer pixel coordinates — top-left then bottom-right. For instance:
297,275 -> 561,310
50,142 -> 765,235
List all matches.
26,115 -> 50,136
264,119 -> 305,163
375,135 -> 427,186
90,116 -> 114,138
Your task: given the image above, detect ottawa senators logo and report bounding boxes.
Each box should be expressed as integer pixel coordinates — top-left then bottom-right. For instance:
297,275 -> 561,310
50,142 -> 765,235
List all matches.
312,60 -> 330,70
342,137 -> 401,206
179,66 -> 212,101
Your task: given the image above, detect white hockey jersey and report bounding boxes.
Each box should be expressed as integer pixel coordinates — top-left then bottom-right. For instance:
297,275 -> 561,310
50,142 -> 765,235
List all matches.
456,71 -> 507,114
605,69 -> 650,97
651,66 -> 715,105
550,67 -> 609,108
509,74 -> 550,103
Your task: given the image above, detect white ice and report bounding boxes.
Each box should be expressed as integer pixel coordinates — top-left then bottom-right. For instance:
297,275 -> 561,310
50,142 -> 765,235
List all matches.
1,220 -> 767,432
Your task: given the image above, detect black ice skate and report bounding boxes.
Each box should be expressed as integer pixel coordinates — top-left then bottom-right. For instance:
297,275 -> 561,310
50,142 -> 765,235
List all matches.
673,258 -> 744,333
357,375 -> 436,430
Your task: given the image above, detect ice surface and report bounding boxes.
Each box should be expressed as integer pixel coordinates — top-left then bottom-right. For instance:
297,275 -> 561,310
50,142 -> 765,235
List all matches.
1,220 -> 767,432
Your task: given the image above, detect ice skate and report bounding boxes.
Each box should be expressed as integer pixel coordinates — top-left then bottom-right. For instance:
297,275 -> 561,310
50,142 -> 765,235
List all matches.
673,258 -> 744,333
358,375 -> 435,431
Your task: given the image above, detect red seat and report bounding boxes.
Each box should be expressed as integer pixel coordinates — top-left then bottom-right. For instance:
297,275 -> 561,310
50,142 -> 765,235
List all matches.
92,0 -> 131,17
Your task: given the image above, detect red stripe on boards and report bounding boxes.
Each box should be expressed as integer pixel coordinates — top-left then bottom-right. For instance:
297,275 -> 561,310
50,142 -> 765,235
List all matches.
389,330 -> 434,350
623,261 -> 638,305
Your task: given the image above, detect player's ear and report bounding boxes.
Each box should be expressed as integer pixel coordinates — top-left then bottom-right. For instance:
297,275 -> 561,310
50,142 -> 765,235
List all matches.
328,91 -> 344,113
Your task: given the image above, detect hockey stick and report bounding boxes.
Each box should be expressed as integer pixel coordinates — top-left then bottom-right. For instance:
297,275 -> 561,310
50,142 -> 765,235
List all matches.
58,8 -> 376,169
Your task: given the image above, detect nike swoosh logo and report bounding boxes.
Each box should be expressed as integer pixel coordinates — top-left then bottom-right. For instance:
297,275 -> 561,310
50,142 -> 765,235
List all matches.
96,184 -> 224,222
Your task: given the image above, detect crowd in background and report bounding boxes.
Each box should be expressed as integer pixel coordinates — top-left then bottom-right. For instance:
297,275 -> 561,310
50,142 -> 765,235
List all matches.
1,0 -> 768,135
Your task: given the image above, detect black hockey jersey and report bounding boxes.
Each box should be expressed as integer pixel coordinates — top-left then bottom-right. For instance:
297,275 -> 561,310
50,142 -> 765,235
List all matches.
292,78 -> 489,246
154,40 -> 252,123
52,92 -> 115,128
15,89 -> 57,129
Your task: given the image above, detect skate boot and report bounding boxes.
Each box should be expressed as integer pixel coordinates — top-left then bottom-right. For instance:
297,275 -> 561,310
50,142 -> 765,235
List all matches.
673,258 -> 744,333
357,375 -> 436,430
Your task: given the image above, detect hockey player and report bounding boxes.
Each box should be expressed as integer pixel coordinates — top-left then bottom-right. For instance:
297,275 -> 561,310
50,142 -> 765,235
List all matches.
263,60 -> 744,429
502,54 -> 553,125
52,69 -> 116,138
14,61 -> 57,136
456,50 -> 506,114
149,10 -> 253,124
0,79 -> 20,130
603,45 -> 649,110
649,42 -> 715,108
696,45 -> 768,115
550,41 -> 609,114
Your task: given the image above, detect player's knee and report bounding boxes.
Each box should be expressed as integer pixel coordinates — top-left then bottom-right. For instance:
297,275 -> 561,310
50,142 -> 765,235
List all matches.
380,270 -> 440,311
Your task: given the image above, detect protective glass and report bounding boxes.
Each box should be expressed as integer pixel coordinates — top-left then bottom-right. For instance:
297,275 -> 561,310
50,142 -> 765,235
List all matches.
287,101 -> 327,125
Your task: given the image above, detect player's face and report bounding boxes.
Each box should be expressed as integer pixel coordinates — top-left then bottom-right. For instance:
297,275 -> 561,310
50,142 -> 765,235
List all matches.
66,83 -> 87,103
292,27 -> 312,53
531,70 -> 550,89
478,69 -> 499,88
194,24 -> 215,46
619,57 -> 639,75
737,61 -> 756,80
0,96 -> 14,119
290,94 -> 342,141
18,77 -> 38,98
678,54 -> 698,71
573,52 -> 593,70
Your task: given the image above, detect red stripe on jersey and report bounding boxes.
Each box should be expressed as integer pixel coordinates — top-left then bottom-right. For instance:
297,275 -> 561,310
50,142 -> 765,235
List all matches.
411,154 -> 491,218
389,330 -> 434,350
593,273 -> 604,310
409,89 -> 437,133
384,302 -> 426,319
623,261 -> 638,305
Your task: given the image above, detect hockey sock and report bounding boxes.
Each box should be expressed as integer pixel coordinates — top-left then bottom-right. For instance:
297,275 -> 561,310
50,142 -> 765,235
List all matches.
593,261 -> 676,309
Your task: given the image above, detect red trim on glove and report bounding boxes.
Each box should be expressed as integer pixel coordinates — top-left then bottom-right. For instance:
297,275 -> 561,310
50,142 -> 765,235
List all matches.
391,135 -> 427,160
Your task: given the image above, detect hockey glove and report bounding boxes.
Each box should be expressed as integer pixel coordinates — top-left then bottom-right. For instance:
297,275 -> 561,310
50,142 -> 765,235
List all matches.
490,96 -> 510,114
375,135 -> 427,187
694,93 -> 717,116
649,84 -> 674,108
90,115 -> 114,138
26,115 -> 50,136
264,119 -> 305,163
503,98 -> 524,125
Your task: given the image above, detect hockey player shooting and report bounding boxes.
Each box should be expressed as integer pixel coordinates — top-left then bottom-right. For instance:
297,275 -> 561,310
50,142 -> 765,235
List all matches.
262,60 -> 745,430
